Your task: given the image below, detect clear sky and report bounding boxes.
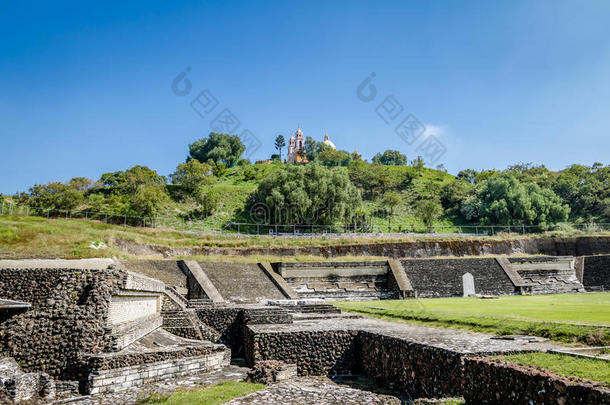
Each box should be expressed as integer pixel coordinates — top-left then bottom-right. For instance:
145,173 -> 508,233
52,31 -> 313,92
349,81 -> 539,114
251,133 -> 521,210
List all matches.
1,0 -> 609,194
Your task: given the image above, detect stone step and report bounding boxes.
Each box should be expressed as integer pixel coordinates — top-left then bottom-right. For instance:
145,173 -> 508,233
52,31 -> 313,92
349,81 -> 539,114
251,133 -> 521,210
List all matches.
188,299 -> 215,308
297,290 -> 386,299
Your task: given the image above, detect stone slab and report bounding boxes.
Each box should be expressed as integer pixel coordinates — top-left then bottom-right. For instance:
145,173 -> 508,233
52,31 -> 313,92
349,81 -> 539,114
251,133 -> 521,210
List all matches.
259,262 -> 299,299
181,261 -> 224,302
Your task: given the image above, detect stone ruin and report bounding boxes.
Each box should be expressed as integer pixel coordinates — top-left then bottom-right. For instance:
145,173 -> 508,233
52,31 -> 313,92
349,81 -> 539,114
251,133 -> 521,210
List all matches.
0,254 -> 607,403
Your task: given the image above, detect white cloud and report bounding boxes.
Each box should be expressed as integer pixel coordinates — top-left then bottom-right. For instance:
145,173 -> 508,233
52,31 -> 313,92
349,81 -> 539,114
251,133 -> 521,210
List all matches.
422,123 -> 446,138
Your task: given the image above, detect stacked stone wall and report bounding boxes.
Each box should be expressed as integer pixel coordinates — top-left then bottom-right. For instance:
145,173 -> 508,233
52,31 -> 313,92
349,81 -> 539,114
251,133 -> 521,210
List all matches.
463,356 -> 610,404
195,307 -> 243,349
400,258 -> 515,297
244,328 -> 359,375
86,348 -> 230,395
0,267 -> 125,380
582,254 -> 610,290
358,331 -> 464,398
243,326 -> 610,402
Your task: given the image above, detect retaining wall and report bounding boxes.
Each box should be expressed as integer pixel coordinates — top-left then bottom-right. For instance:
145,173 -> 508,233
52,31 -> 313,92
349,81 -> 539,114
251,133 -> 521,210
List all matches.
114,236 -> 610,258
244,326 -> 610,402
244,327 -> 359,375
582,254 -> 610,291
0,267 -> 124,381
86,347 -> 230,395
463,356 -> 610,404
195,307 -> 243,349
400,258 -> 515,297
358,331 -> 464,398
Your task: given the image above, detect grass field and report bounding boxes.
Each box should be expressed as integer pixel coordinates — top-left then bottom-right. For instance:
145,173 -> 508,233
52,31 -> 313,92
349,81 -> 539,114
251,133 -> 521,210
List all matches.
497,352 -> 610,387
138,382 -> 264,405
335,293 -> 610,346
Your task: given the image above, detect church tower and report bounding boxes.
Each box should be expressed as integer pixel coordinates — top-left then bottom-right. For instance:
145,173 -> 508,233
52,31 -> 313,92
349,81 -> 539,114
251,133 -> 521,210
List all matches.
287,126 -> 305,163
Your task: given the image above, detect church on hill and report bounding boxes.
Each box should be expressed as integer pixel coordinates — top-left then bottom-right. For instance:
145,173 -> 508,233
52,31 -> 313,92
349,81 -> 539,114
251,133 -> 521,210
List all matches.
286,126 -> 336,163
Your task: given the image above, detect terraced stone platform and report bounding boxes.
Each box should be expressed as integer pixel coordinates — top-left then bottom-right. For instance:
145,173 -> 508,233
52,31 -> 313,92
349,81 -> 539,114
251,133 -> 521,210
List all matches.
277,261 -> 394,300
508,256 -> 586,294
196,262 -> 286,303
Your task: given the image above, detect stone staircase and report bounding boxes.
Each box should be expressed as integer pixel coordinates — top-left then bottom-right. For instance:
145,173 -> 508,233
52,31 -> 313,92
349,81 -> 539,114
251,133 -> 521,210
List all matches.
188,298 -> 215,308
242,307 -> 293,325
270,302 -> 342,315
161,288 -> 220,341
277,261 -> 393,301
508,257 -> 586,294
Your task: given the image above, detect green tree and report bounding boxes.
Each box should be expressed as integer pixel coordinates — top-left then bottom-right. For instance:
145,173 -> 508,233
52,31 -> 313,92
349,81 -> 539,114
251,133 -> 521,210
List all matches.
171,160 -> 214,193
189,133 -> 245,167
440,179 -> 475,215
27,182 -> 83,212
317,149 -> 353,167
382,191 -> 401,230
464,174 -> 569,226
372,150 -> 407,166
410,156 -> 425,171
274,135 -> 286,162
130,185 -> 169,217
253,164 -> 361,225
68,177 -> 96,192
195,187 -> 220,216
98,165 -> 169,217
100,165 -> 166,195
304,137 -> 331,161
416,199 -> 443,232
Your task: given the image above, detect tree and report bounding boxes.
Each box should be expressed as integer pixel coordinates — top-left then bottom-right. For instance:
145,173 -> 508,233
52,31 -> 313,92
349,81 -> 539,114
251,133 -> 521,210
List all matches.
130,184 -> 169,217
188,133 -> 245,167
27,182 -> 83,212
410,156 -> 425,171
464,174 -> 569,226
274,135 -> 286,162
253,163 -> 361,225
317,149 -> 352,167
304,137 -> 331,161
382,191 -> 401,230
457,169 -> 478,184
440,179 -> 475,215
68,177 -> 96,192
171,160 -> 214,193
98,165 -> 169,217
416,199 -> 443,232
195,187 -> 220,216
372,150 -> 407,166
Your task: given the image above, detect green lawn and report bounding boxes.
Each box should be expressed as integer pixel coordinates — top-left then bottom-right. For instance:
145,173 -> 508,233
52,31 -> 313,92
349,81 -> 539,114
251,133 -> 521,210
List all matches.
497,352 -> 610,387
138,382 -> 264,405
339,294 -> 610,326
335,293 -> 610,346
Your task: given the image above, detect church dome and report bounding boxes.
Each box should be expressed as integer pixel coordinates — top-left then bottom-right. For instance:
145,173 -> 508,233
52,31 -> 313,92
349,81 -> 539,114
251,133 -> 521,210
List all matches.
323,133 -> 336,150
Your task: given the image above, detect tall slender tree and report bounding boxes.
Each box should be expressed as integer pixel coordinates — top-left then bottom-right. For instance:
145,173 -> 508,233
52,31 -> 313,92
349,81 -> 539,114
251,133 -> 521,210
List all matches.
274,135 -> 286,162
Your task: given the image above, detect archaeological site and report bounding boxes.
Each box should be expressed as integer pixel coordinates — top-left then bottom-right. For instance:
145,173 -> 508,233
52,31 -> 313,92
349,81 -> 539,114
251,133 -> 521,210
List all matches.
0,235 -> 608,404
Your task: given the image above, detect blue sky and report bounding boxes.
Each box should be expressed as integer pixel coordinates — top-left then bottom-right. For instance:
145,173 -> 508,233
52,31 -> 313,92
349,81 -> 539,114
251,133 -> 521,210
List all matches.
1,0 -> 609,194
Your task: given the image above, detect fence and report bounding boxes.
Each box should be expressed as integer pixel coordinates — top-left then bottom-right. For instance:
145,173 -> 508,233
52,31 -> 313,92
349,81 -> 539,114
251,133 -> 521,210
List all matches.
1,201 -> 609,237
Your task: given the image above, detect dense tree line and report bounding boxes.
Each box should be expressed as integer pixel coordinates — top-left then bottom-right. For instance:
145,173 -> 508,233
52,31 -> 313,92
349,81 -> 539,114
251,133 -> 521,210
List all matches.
11,131 -> 610,229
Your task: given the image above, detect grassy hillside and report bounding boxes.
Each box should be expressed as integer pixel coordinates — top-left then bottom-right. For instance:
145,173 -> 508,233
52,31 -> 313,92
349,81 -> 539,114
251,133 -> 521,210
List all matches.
6,160 -> 609,236
1,215 -> 607,260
